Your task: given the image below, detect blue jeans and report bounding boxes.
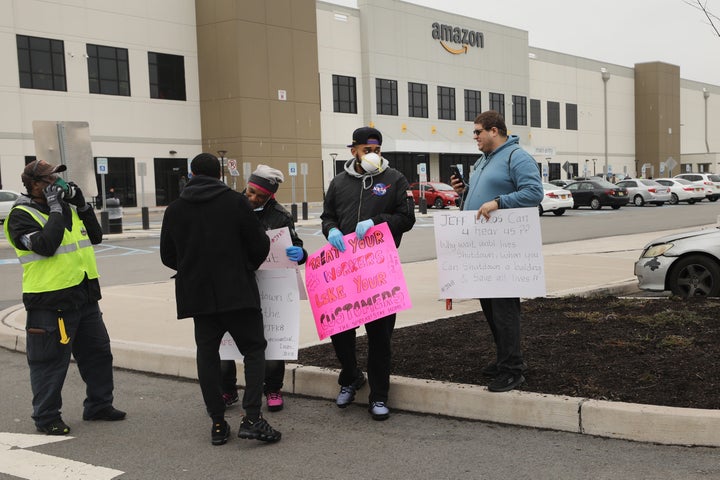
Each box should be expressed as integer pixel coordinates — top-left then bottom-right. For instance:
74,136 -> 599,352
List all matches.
26,302 -> 115,428
479,298 -> 525,375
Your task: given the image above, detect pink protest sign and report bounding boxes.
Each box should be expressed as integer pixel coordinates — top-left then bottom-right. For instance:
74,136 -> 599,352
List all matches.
305,222 -> 412,340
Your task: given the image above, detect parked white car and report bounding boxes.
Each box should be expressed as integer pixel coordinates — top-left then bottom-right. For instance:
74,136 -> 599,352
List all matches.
615,178 -> 671,206
673,173 -> 720,202
0,190 -> 21,222
654,178 -> 706,205
635,227 -> 720,297
539,183 -> 573,216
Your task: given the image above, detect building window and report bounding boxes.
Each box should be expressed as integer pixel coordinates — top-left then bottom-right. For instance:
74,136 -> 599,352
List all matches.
376,78 -> 397,116
547,101 -> 560,129
530,99 -> 541,127
16,35 -> 66,91
566,103 -> 578,130
489,92 -> 505,117
408,82 -> 428,118
437,86 -> 456,120
512,95 -> 527,125
332,74 -> 357,113
148,52 -> 186,101
87,44 -> 130,96
464,89 -> 481,121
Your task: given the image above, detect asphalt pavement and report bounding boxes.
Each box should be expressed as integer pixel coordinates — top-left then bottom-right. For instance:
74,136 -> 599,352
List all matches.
2,207 -> 720,449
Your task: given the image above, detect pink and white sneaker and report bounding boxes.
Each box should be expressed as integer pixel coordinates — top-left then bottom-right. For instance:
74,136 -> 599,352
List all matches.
266,391 -> 284,412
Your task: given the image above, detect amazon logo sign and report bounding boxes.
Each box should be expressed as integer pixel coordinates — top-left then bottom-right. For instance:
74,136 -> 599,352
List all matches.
431,22 -> 484,55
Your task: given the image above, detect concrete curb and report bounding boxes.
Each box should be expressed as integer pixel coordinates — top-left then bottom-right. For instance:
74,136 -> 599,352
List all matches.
3,289 -> 720,447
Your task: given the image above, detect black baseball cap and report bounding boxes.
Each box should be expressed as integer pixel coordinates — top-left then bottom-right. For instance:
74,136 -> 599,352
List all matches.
347,127 -> 382,147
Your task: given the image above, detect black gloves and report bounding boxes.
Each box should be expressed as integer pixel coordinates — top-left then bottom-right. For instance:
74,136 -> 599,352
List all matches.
43,184 -> 64,214
66,182 -> 87,208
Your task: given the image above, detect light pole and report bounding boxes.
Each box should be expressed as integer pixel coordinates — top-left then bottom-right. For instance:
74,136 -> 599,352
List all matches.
217,150 -> 227,184
330,152 -> 338,177
601,68 -> 610,180
592,158 -> 596,176
704,88 -> 710,154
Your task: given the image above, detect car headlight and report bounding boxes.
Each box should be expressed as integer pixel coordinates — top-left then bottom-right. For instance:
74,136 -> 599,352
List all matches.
642,242 -> 674,258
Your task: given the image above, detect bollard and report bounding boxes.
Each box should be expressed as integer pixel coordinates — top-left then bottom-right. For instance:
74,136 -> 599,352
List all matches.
141,206 -> 150,230
100,211 -> 110,234
302,201 -> 308,220
291,203 -> 298,223
106,198 -> 123,234
419,197 -> 427,215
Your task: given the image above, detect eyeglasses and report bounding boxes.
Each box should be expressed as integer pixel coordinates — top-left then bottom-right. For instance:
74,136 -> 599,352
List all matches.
472,129 -> 485,136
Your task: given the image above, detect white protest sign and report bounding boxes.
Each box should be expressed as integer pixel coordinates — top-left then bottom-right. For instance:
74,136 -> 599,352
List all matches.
434,208 -> 546,298
260,227 -> 295,269
220,269 -> 300,360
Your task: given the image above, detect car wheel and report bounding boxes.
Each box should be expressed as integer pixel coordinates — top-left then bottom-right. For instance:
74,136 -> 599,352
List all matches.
552,209 -> 565,216
572,204 -> 580,210
633,195 -> 645,206
668,254 -> 720,297
688,199 -> 696,205
710,196 -> 719,202
669,193 -> 679,205
590,197 -> 601,210
434,198 -> 444,209
538,205 -> 544,215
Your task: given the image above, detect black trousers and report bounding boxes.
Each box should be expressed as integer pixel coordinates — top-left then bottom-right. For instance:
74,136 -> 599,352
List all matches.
221,359 -> 285,394
193,309 -> 266,421
479,297 -> 525,375
330,313 -> 396,404
26,302 -> 115,428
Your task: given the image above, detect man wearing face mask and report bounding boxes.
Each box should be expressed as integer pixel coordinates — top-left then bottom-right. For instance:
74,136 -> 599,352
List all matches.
4,160 -> 125,436
321,126 -> 415,420
220,164 -> 307,412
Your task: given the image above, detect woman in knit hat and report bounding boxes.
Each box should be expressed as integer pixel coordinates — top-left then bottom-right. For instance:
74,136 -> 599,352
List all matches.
221,164 -> 307,412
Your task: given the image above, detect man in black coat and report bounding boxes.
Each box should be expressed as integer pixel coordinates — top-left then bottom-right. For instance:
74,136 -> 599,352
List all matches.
160,153 -> 281,446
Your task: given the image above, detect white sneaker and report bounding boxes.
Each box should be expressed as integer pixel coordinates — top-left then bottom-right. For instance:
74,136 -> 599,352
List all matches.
368,401 -> 390,421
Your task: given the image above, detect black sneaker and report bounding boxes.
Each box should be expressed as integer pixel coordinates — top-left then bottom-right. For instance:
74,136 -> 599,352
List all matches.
83,406 -> 127,421
211,420 -> 230,446
37,419 -> 71,435
481,362 -> 499,377
238,415 -> 281,443
488,372 -> 525,392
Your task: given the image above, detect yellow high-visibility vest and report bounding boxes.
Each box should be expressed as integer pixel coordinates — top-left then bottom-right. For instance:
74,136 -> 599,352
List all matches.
4,205 -> 99,293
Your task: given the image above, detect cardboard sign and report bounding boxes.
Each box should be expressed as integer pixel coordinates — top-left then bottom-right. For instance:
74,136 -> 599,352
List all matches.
220,268 -> 300,360
434,208 -> 546,299
305,222 -> 412,340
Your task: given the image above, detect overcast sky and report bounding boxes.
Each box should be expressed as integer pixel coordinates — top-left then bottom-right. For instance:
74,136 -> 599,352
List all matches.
326,0 -> 720,86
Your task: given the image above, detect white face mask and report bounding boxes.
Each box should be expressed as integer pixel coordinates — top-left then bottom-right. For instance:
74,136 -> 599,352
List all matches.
359,152 -> 383,174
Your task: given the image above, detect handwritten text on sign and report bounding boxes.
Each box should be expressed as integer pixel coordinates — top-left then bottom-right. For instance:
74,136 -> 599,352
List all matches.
305,222 -> 412,340
434,208 -> 546,299
220,266 -> 300,360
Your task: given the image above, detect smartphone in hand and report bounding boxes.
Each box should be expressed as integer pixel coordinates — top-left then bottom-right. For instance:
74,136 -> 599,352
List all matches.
450,165 -> 466,187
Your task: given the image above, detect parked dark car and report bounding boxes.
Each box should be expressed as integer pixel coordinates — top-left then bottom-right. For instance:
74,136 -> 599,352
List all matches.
408,182 -> 459,209
564,179 -> 629,210
549,179 -> 572,188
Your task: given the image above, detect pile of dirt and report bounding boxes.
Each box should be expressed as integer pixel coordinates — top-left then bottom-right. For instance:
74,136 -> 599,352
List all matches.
298,295 -> 720,409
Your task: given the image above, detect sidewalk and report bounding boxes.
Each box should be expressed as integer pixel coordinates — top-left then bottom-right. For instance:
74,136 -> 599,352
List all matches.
2,219 -> 720,447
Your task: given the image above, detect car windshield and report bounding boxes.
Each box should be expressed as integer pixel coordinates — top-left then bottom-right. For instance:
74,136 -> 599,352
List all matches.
430,183 -> 454,191
709,175 -> 720,182
673,178 -> 691,185
639,179 -> 660,186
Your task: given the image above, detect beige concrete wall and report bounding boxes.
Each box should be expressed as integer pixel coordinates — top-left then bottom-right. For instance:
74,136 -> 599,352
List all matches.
195,0 -> 323,203
634,62 -> 681,177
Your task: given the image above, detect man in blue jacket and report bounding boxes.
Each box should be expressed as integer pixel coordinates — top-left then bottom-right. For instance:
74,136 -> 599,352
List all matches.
451,110 -> 543,392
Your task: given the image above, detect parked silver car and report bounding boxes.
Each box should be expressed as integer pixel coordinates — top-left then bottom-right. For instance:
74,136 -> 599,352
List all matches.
0,190 -> 21,222
654,178 -> 706,205
615,178 -> 671,206
635,227 -> 720,296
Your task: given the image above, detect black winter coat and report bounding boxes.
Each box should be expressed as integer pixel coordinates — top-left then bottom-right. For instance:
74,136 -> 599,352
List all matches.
160,175 -> 270,319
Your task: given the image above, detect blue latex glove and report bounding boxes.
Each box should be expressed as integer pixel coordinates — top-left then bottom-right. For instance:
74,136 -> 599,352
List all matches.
355,219 -> 374,240
286,246 -> 304,262
328,228 -> 346,252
